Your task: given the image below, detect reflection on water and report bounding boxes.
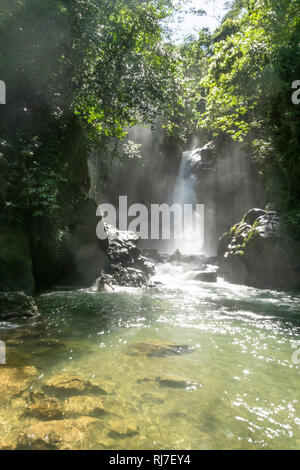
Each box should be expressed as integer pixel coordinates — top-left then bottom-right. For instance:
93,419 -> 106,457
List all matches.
0,263 -> 300,449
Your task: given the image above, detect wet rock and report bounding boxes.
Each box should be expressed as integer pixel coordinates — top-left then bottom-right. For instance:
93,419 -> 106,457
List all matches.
156,377 -> 190,389
103,224 -> 155,287
169,249 -> 182,262
102,397 -> 138,417
112,266 -> 148,287
218,209 -> 300,290
243,208 -> 266,226
0,365 -> 38,397
138,375 -> 194,390
107,417 -> 139,439
0,439 -> 16,450
141,393 -> 164,404
43,374 -> 108,397
17,417 -> 102,450
0,291 -> 39,320
194,268 -> 218,283
65,395 -> 105,418
125,340 -> 194,358
24,390 -> 64,420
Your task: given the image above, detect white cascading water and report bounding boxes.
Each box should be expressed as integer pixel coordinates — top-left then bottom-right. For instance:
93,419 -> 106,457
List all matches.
170,149 -> 204,255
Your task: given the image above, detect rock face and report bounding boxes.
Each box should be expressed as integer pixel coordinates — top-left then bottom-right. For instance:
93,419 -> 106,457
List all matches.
104,224 -> 155,287
57,198 -> 109,287
0,291 -> 39,320
218,209 -> 300,290
0,229 -> 35,293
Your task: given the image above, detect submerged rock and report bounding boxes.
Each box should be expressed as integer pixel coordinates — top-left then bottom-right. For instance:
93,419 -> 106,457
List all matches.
65,395 -> 105,418
156,377 -> 191,389
0,439 -> 16,451
218,209 -> 300,290
0,365 -> 38,397
107,417 -> 139,439
17,417 -> 102,450
24,390 -> 64,420
125,340 -> 194,358
0,291 -> 39,320
138,375 -> 194,390
43,374 -> 107,397
194,268 -> 218,283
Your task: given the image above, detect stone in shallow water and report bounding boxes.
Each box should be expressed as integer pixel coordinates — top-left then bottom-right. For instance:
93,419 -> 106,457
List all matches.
137,375 -> 197,390
194,270 -> 218,283
125,340 -> 194,358
141,392 -> 164,404
156,377 -> 190,389
102,397 -> 138,417
0,365 -> 38,397
0,292 -> 39,320
17,417 -> 103,450
107,417 -> 139,439
43,374 -> 107,397
65,395 -> 105,418
24,390 -> 64,420
0,439 -> 16,450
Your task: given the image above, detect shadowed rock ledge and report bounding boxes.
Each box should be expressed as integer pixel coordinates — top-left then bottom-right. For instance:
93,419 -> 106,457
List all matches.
218,208 -> 300,290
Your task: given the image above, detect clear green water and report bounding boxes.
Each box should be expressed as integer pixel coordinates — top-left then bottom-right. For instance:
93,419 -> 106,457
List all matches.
1,263 -> 300,449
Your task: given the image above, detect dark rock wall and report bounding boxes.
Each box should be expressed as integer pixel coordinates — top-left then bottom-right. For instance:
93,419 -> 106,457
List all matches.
218,209 -> 300,290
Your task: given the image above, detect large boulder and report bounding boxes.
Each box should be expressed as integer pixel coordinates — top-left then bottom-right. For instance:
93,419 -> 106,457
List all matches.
218,209 -> 300,290
0,291 -> 39,320
0,229 -> 35,293
103,224 -> 155,287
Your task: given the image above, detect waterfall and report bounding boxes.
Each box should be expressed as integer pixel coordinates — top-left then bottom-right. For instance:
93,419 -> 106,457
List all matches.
171,149 -> 205,255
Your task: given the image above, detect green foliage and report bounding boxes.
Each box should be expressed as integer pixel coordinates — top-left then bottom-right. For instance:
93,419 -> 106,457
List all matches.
0,0 -> 182,286
0,0 -> 180,219
179,0 -> 300,238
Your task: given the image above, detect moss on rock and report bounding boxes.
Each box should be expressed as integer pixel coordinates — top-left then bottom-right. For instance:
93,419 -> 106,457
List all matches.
218,209 -> 300,290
